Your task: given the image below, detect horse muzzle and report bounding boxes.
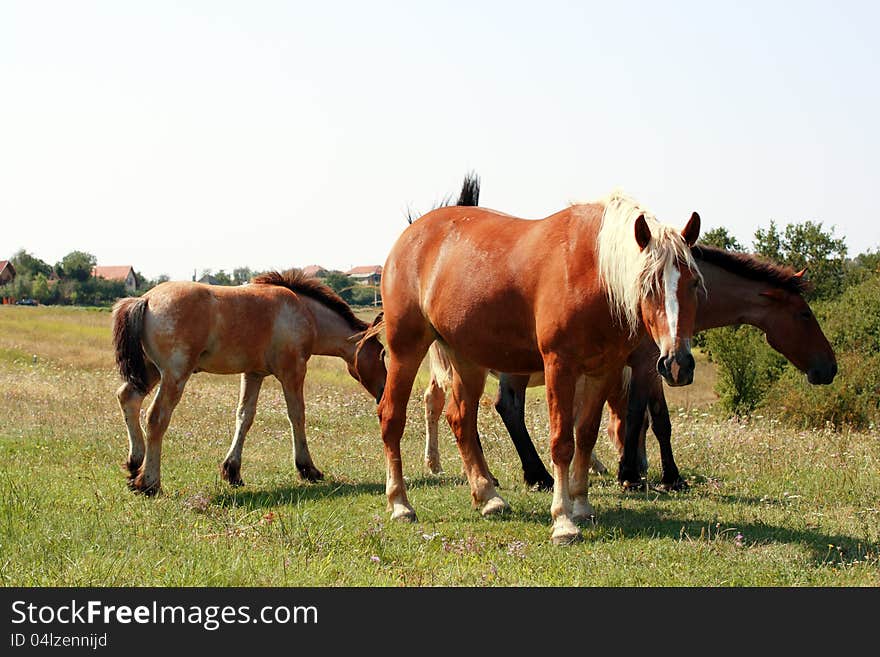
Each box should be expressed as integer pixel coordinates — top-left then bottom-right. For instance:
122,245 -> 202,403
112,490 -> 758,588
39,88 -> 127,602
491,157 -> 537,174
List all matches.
807,358 -> 837,385
657,351 -> 695,387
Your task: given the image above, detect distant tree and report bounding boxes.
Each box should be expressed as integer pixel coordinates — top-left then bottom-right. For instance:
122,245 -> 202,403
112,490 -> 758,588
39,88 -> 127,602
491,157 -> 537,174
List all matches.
233,267 -> 254,285
10,249 -> 52,278
59,251 -> 97,282
699,227 -> 744,252
213,270 -> 233,286
753,220 -> 847,300
323,272 -> 356,303
31,273 -> 51,304
845,249 -> 880,288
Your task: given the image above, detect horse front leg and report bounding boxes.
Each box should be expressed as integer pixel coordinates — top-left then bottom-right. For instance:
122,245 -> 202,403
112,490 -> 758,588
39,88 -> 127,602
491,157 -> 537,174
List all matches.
570,374 -> 611,524
648,389 -> 688,491
279,362 -> 323,482
116,362 -> 159,482
379,347 -> 430,522
423,375 -> 446,474
446,361 -> 508,516
494,373 -> 554,490
544,354 -> 580,545
221,372 -> 264,487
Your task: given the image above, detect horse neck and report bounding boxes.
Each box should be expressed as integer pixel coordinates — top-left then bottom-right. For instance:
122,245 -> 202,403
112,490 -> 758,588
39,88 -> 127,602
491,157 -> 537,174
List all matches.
300,297 -> 360,364
695,261 -> 774,332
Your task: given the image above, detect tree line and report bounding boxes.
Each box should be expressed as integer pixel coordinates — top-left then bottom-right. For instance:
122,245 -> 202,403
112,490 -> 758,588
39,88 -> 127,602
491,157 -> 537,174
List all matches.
1,251 -> 380,307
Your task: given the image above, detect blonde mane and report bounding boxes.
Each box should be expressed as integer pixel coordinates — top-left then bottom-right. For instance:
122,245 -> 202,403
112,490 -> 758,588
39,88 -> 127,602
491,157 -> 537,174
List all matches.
595,190 -> 701,336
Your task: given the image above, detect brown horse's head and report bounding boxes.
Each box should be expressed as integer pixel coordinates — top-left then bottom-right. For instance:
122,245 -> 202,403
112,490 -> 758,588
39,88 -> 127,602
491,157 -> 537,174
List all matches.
635,212 -> 703,387
759,278 -> 837,384
351,312 -> 387,403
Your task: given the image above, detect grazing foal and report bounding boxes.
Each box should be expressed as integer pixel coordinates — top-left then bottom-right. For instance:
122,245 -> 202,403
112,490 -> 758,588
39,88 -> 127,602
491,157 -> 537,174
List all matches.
112,270 -> 386,495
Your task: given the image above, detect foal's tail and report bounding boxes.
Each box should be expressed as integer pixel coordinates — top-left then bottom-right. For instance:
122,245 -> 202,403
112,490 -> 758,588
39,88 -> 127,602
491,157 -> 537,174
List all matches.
427,343 -> 454,391
112,297 -> 150,394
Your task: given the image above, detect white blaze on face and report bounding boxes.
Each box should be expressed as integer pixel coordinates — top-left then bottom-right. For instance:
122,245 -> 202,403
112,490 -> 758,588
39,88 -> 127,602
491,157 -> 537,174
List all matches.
663,258 -> 680,345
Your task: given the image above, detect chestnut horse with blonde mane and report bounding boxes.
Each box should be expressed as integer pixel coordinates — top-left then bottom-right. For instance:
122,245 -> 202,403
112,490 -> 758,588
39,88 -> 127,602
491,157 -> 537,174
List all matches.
379,178 -> 702,543
112,270 -> 386,495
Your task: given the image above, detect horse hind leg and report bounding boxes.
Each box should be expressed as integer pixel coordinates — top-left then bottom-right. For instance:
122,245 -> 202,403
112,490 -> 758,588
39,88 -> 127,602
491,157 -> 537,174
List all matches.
131,373 -> 187,495
423,376 -> 446,474
221,373 -> 264,487
116,361 -> 159,482
445,357 -> 509,517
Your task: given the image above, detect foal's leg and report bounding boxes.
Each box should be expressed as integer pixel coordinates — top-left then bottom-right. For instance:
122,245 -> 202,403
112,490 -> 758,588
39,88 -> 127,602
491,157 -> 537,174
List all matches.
570,374 -> 612,524
220,372 -> 264,487
131,373 -> 188,495
544,354 -> 580,545
116,361 -> 159,481
278,360 -> 323,482
445,360 -> 508,516
423,375 -> 446,474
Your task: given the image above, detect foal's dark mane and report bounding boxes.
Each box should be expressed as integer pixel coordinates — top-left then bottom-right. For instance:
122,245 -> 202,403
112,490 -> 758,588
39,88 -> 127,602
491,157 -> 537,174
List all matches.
692,244 -> 812,294
406,172 -> 481,223
252,269 -> 369,331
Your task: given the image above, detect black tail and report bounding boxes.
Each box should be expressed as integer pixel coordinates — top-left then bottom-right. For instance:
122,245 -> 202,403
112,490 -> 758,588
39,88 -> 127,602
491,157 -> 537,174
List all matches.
112,297 -> 149,394
456,171 -> 480,207
406,171 -> 481,224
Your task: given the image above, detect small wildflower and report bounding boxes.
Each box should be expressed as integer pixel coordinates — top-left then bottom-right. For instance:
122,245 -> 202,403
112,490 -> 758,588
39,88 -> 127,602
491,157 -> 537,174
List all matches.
734,533 -> 744,548
370,555 -> 381,563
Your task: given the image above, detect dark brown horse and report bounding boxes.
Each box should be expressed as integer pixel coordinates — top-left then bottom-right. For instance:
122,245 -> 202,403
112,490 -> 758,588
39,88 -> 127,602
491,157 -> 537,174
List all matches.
379,177 -> 702,543
112,270 -> 386,495
424,244 -> 837,491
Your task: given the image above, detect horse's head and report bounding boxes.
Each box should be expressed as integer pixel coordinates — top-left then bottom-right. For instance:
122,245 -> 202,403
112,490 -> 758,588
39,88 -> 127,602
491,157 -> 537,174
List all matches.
351,312 -> 387,403
635,212 -> 702,387
758,276 -> 837,384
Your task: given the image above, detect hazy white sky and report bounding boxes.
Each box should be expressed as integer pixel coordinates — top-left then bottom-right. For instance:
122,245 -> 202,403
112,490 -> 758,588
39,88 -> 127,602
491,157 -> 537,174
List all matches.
2,1 -> 878,281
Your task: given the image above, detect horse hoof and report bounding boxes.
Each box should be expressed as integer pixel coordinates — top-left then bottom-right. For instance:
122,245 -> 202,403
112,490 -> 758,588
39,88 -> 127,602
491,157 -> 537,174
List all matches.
390,504 -> 417,522
572,499 -> 596,525
220,462 -> 244,487
619,477 -> 647,492
659,477 -> 689,492
129,475 -> 160,497
551,518 -> 582,545
481,496 -> 510,517
525,473 -> 554,492
425,458 -> 443,475
297,464 -> 324,482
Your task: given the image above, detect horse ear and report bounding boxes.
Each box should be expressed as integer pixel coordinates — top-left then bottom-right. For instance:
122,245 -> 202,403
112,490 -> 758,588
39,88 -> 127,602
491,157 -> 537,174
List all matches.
681,212 -> 701,246
634,214 -> 651,251
794,268 -> 807,278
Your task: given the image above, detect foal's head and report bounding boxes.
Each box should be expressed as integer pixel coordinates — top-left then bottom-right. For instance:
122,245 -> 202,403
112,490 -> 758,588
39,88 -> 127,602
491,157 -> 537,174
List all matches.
351,312 -> 387,404
634,213 -> 702,386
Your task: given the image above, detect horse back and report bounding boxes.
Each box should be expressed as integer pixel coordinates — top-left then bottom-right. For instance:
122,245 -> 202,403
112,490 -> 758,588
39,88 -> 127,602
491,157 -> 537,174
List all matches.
141,282 -> 315,376
383,204 -> 618,372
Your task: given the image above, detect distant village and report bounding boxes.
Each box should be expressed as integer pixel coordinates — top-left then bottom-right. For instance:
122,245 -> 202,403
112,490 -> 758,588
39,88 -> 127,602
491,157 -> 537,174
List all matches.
0,251 -> 382,307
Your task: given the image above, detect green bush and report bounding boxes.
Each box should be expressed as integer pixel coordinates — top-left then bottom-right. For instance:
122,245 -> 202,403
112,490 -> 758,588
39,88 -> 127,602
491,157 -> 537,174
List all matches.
702,325 -> 787,416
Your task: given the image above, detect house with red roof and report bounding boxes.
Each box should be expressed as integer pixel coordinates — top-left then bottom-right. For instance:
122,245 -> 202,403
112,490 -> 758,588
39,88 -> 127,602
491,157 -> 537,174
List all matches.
345,265 -> 382,286
0,260 -> 15,285
92,265 -> 138,292
302,264 -> 328,278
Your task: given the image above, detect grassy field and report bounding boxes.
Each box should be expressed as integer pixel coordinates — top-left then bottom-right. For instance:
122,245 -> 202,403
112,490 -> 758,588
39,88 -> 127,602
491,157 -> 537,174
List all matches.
0,305 -> 877,586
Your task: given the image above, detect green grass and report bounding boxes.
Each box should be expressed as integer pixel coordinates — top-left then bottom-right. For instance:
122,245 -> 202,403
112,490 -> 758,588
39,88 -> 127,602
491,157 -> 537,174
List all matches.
0,305 -> 877,586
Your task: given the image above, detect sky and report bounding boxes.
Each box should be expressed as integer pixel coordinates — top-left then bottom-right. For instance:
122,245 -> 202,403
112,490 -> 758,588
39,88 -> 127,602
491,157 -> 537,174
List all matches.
2,1 -> 878,281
